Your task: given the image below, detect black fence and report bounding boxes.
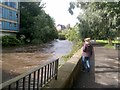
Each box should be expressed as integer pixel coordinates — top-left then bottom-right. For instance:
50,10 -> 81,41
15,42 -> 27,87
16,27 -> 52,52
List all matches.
0,59 -> 59,90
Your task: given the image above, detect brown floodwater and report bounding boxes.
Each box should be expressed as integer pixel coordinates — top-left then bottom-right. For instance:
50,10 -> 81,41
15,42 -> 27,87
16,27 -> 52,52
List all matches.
1,39 -> 73,83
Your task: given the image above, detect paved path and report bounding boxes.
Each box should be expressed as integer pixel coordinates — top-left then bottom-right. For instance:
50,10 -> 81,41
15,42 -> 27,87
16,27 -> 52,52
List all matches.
72,45 -> 119,88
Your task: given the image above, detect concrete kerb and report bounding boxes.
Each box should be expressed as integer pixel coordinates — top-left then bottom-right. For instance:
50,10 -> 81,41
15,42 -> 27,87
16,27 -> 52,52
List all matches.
42,49 -> 82,89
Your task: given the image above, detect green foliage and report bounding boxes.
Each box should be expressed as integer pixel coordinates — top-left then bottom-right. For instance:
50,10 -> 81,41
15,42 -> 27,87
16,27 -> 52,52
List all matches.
61,25 -> 82,61
18,2 -> 58,44
31,39 -> 43,45
61,24 -> 81,42
58,33 -> 66,40
96,40 -> 108,43
77,20 -> 91,41
62,40 -> 82,61
65,29 -> 77,41
96,40 -> 120,44
69,1 -> 120,43
96,40 -> 120,49
2,36 -> 22,47
32,13 -> 58,44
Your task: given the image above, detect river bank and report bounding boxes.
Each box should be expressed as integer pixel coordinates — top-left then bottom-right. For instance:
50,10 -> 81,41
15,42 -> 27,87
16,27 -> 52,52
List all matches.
1,39 -> 73,83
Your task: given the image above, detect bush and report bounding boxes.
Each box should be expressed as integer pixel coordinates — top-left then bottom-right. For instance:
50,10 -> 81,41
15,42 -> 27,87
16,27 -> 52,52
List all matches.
2,35 -> 22,47
31,39 -> 43,44
62,40 -> 82,61
58,33 -> 66,40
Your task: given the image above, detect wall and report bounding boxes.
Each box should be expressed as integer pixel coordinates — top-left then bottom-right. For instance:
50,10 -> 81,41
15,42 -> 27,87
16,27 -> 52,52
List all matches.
42,49 -> 82,89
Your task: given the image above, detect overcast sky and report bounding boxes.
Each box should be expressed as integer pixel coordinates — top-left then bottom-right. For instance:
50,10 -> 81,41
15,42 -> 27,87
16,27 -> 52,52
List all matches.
42,0 -> 82,27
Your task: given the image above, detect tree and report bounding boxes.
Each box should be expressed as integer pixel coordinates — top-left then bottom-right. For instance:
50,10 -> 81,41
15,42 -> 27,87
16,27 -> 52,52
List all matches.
18,2 -> 58,44
19,2 -> 42,43
33,12 -> 58,43
68,1 -> 120,44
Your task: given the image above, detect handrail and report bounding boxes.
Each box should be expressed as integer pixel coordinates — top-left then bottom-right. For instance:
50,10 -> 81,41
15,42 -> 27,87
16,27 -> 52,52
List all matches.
0,58 -> 59,90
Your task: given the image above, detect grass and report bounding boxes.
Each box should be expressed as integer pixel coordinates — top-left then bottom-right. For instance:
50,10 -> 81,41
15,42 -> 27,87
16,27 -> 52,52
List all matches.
96,40 -> 120,44
96,40 -> 108,43
96,40 -> 120,49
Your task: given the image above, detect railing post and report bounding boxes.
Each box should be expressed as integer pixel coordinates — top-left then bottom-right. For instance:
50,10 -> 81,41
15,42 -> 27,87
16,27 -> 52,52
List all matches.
40,67 -> 43,87
28,74 -> 31,90
16,81 -> 19,90
50,63 -> 52,79
33,71 -> 36,90
23,77 -> 25,90
44,66 -> 47,85
37,69 -> 40,90
8,85 -> 11,90
47,64 -> 49,82
52,61 -> 55,77
55,59 -> 59,80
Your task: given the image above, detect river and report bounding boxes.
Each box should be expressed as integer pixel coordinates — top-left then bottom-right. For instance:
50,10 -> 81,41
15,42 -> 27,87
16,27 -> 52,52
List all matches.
1,39 -> 73,83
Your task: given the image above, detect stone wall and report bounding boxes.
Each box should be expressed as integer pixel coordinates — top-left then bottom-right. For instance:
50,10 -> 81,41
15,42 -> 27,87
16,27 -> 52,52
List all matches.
42,49 -> 82,89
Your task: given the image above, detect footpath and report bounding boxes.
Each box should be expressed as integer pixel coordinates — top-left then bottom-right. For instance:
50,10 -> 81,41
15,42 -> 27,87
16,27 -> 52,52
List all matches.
72,44 -> 119,88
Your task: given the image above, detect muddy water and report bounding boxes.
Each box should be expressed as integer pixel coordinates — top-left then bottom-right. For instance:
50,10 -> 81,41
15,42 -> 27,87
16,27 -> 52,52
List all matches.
1,39 -> 73,83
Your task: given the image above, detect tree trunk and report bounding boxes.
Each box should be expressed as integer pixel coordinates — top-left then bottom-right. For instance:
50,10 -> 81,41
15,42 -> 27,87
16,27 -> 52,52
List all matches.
108,38 -> 112,45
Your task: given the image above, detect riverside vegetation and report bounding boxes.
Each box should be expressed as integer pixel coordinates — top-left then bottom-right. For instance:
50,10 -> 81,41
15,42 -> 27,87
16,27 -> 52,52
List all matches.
2,2 -> 58,47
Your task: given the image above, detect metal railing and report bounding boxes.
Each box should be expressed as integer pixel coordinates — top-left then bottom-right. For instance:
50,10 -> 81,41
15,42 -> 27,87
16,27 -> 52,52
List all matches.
0,59 -> 59,90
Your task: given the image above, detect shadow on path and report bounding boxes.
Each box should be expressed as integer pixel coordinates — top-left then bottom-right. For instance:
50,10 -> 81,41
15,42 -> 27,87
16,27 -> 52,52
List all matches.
72,45 -> 119,88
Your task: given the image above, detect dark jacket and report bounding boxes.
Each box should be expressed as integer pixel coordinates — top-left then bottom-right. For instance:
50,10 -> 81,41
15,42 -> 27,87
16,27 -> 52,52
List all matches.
82,43 -> 93,57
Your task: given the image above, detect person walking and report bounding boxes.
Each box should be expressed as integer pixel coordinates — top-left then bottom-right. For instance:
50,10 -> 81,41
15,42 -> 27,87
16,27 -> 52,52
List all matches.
82,38 -> 93,72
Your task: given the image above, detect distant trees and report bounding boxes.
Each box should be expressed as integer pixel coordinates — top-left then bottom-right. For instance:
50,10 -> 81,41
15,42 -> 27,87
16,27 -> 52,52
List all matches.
59,23 -> 81,42
65,25 -> 80,42
68,1 -> 120,44
18,2 -> 58,44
